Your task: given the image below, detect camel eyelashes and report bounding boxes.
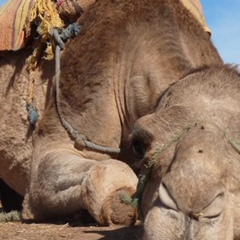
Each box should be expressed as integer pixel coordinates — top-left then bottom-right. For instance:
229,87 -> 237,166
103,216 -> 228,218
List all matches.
130,128 -> 153,159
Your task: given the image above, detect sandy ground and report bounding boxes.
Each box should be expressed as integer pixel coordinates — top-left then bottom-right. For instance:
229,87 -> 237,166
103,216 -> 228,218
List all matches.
0,208 -> 143,240
0,222 -> 143,240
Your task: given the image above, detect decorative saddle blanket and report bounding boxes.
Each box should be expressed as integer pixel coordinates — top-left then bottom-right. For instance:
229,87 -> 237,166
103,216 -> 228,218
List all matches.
0,0 -> 35,50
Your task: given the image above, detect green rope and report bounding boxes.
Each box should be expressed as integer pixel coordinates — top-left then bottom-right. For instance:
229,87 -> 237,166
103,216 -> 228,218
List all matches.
224,131 -> 240,154
122,124 -> 240,215
121,122 -> 198,209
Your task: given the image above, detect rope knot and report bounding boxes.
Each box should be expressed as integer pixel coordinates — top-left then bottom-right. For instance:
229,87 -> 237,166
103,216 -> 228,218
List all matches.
27,103 -> 39,125
51,23 -> 83,50
60,23 -> 82,40
53,22 -> 121,154
74,133 -> 87,149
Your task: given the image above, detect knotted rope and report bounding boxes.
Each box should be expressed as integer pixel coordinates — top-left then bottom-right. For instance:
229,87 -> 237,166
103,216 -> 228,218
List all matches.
26,0 -> 65,126
26,69 -> 39,125
27,0 -> 64,66
52,25 -> 121,154
24,0 -> 121,152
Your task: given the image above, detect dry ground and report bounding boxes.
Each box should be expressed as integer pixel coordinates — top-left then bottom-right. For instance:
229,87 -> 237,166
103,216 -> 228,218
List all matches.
0,222 -> 143,240
0,209 -> 143,240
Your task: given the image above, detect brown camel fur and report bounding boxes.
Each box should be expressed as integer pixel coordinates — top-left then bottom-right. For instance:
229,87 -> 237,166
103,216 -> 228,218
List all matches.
0,0 -> 222,230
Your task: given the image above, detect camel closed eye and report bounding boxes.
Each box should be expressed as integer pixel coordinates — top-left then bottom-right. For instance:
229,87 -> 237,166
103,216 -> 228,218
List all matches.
201,192 -> 225,219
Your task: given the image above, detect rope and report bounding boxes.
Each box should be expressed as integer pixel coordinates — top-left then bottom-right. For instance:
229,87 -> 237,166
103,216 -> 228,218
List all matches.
27,70 -> 35,104
26,0 -> 65,69
25,0 -> 64,125
224,131 -> 240,154
53,25 -> 121,154
27,103 -> 39,125
26,68 -> 39,125
25,2 -> 82,126
121,122 -> 198,209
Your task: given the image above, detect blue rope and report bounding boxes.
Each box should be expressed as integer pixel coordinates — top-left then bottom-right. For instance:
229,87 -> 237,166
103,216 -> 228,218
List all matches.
51,23 -> 82,50
27,103 -> 39,125
60,23 -> 82,42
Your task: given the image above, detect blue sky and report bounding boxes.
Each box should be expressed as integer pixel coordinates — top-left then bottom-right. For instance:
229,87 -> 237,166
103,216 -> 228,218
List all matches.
202,0 -> 240,64
0,0 -> 239,64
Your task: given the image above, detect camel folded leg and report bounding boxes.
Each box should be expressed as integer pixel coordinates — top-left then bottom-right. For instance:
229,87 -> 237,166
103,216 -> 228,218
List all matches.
22,149 -> 138,225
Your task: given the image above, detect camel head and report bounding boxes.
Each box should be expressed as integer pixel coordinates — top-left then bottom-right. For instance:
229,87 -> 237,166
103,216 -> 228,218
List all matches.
130,65 -> 240,239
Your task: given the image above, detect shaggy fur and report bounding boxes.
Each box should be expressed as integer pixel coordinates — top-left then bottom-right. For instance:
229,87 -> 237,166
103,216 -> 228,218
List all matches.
0,0 -> 223,232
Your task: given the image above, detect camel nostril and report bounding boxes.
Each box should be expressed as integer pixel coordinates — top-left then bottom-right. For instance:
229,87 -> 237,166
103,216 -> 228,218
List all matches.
159,182 -> 178,211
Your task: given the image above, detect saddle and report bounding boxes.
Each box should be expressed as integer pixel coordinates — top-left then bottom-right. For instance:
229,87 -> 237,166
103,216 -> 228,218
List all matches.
0,0 -> 95,51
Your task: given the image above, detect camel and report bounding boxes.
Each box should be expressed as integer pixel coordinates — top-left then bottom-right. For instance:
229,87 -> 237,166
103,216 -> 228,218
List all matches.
0,0 -> 227,236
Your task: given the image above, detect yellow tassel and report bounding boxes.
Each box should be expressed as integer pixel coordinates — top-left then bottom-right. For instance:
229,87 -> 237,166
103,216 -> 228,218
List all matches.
27,0 -> 64,69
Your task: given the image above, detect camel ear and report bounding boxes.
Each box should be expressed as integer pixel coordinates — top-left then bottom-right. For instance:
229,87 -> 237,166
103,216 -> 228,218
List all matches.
128,75 -> 161,120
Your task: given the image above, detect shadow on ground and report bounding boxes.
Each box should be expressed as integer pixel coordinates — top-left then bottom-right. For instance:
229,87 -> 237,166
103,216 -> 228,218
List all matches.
85,224 -> 143,240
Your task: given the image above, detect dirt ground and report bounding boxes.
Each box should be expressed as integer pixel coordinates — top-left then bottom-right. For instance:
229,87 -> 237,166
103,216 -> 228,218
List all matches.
0,222 -> 143,240
0,209 -> 143,240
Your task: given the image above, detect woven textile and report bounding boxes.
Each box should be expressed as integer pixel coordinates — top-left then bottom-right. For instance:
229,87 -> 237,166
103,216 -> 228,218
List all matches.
0,0 -> 36,51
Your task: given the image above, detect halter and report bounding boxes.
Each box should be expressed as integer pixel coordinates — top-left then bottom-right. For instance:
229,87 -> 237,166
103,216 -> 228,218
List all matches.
122,122 -> 240,216
121,122 -> 198,211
